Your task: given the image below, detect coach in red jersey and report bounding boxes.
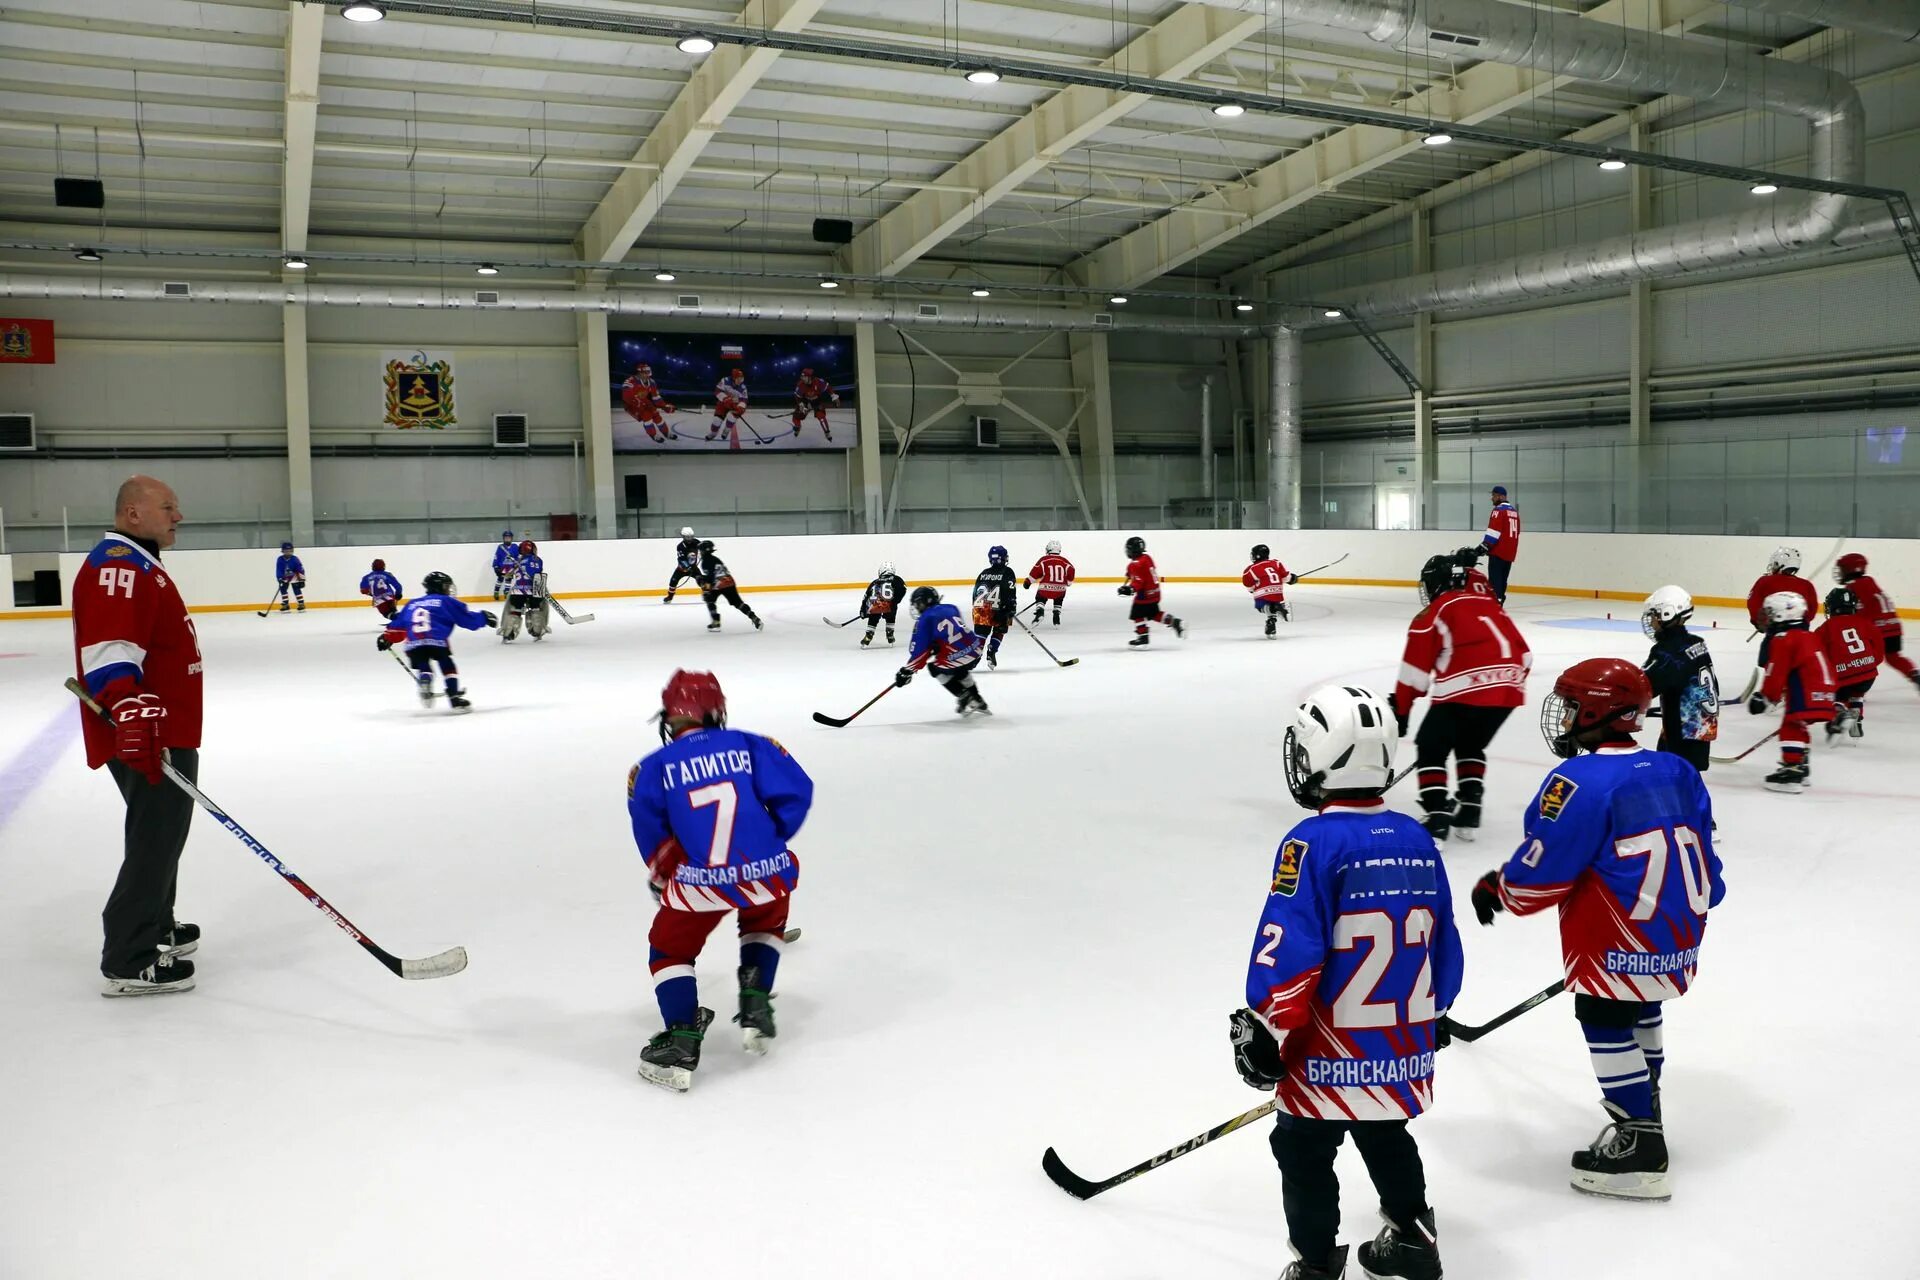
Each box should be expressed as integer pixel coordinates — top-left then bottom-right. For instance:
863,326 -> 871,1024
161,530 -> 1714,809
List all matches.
72,475 -> 204,997
1479,486 -> 1520,604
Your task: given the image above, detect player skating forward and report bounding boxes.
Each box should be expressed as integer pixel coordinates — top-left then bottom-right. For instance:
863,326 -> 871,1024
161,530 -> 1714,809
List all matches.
273,541 -> 306,612
492,531 -> 518,601
894,586 -> 989,716
1749,592 -> 1837,792
706,368 -> 750,446
972,545 -> 1019,667
1746,547 -> 1817,666
359,559 -> 403,620
1835,553 -> 1917,692
697,540 -> 762,632
1243,544 -> 1297,639
621,362 -> 676,444
500,539 -> 549,642
1392,555 -> 1531,842
791,368 -> 839,441
1639,586 -> 1717,775
1233,683 -> 1461,1280
1118,536 -> 1184,647
378,572 -> 497,712
859,562 -> 906,647
665,527 -> 700,603
629,671 -> 813,1092
1023,541 -> 1074,625
1472,658 -> 1724,1203
1817,587 -> 1882,743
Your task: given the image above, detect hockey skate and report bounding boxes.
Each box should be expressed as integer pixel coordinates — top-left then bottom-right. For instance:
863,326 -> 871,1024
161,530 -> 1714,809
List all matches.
278,601 -> 290,613
1764,762 -> 1809,793
160,922 -> 200,959
1848,711 -> 1864,739
448,693 -> 472,714
1265,614 -> 1278,639
1169,616 -> 1186,638
861,631 -> 874,647
1129,634 -> 1150,647
886,627 -> 896,645
102,953 -> 195,998
416,679 -> 436,708
1570,1101 -> 1669,1201
1280,1244 -> 1349,1280
662,590 -> 675,604
1051,611 -> 1060,626
751,616 -> 763,631
959,690 -> 991,717
638,1007 -> 715,1093
1356,1209 -> 1441,1280
1421,799 -> 1456,843
707,619 -> 722,632
735,965 -> 776,1055
985,649 -> 998,669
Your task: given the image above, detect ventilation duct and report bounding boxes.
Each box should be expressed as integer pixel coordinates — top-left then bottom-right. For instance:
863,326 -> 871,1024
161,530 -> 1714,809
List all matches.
1723,0 -> 1920,43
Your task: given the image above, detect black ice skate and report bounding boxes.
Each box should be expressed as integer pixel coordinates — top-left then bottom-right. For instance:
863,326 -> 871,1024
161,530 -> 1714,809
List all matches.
958,689 -> 991,717
1280,1244 -> 1349,1280
448,693 -> 472,714
1422,799 -> 1456,843
707,619 -> 722,631
416,680 -> 436,708
1051,610 -> 1060,626
861,632 -> 874,647
1169,616 -> 1186,637
161,922 -> 200,959
1265,614 -> 1278,639
102,953 -> 195,998
1129,634 -> 1150,647
1764,762 -> 1809,793
985,650 -> 998,669
1848,711 -> 1864,739
296,600 -> 305,612
662,591 -> 675,604
735,965 -> 776,1055
751,616 -> 763,631
1570,1101 -> 1669,1201
278,601 -> 290,612
886,627 -> 896,644
637,1007 -> 715,1093
1356,1209 -> 1441,1280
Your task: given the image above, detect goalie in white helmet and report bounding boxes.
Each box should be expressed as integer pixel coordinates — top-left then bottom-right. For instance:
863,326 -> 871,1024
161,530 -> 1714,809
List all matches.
1639,586 -> 1719,776
1233,683 -> 1463,1280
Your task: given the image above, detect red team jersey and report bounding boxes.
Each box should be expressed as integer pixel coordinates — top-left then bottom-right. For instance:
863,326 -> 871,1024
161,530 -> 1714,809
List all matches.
1846,574 -> 1903,639
622,376 -> 669,420
1761,628 -> 1837,721
795,373 -> 832,403
72,534 -> 204,769
1818,615 -> 1882,687
1392,590 -> 1532,719
1746,573 -> 1818,629
1243,558 -> 1290,602
1483,502 -> 1520,563
1027,553 -> 1075,600
1124,553 -> 1162,605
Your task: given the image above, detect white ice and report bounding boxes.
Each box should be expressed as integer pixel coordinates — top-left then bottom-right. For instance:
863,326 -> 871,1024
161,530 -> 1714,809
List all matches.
2,581 -> 1914,1279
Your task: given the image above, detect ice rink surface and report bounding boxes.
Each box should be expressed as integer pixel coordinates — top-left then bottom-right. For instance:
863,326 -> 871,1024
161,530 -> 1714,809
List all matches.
3,579 -> 1915,1279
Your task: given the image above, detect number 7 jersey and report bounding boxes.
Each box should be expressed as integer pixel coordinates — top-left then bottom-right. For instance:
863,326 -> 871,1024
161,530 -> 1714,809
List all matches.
1495,747 -> 1724,1000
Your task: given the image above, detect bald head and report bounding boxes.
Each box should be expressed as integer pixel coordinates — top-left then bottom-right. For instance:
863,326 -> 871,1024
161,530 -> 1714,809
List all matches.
114,474 -> 183,549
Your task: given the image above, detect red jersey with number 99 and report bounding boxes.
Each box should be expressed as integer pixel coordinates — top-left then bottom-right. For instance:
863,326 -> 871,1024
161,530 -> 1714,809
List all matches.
72,534 -> 205,768
1391,589 -> 1531,719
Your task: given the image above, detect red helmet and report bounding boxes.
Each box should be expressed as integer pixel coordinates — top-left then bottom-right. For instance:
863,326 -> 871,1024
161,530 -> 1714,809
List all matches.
635,362 -> 652,377
519,539 -> 536,555
1540,657 -> 1651,759
729,368 -> 745,381
1835,552 -> 1868,583
371,558 -> 386,572
801,367 -> 814,378
660,669 -> 726,740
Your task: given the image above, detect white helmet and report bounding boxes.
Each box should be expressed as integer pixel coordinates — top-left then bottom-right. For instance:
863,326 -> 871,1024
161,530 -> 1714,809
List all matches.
1282,683 -> 1399,808
1045,540 -> 1062,555
877,561 -> 894,578
1763,591 -> 1809,625
1767,546 -> 1802,575
680,526 -> 695,538
1640,585 -> 1694,640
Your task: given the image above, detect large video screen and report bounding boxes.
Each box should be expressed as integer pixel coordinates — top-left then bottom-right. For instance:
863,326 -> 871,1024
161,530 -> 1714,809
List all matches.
608,332 -> 856,452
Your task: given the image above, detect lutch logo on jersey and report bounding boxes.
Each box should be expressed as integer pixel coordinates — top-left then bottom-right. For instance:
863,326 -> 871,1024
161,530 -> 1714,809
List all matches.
1538,774 -> 1578,821
1271,839 -> 1307,896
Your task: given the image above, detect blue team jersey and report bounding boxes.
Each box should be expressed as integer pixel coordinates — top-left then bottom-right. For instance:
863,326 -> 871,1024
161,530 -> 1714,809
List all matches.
360,570 -> 402,603
390,593 -> 489,649
627,727 -> 814,912
1245,802 -> 1464,1121
275,553 -> 305,581
493,543 -> 519,572
510,554 -> 545,593
1496,747 -> 1723,1001
908,603 -> 984,670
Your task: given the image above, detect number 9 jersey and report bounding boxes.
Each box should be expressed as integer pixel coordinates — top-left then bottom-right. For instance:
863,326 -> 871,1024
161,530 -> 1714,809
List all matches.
1494,747 -> 1724,1001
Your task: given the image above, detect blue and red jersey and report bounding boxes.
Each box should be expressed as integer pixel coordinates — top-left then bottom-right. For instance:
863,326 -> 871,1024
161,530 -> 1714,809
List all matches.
72,534 -> 204,768
493,541 -> 520,574
627,727 -> 813,912
908,602 -> 984,670
1245,801 -> 1464,1121
274,552 -> 305,583
510,554 -> 545,594
1481,502 -> 1520,563
360,570 -> 402,605
383,593 -> 489,650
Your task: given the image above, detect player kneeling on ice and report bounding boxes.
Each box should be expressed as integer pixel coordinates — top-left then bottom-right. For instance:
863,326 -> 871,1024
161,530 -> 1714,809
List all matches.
1243,543 -> 1297,638
629,671 -> 814,1092
1749,592 -> 1837,792
378,571 -> 497,712
1234,684 -> 1461,1280
499,539 -> 550,642
1118,536 -> 1183,646
359,558 -> 403,620
1471,658 -> 1724,1203
895,587 -> 989,716
1819,586 -> 1883,744
859,561 -> 906,647
1023,540 -> 1075,626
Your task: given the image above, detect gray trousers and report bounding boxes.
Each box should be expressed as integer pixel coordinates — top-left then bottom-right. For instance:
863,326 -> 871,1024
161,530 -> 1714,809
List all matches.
102,749 -> 198,976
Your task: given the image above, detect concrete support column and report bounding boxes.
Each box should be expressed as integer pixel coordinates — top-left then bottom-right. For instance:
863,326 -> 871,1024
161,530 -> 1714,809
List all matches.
1069,331 -> 1117,529
1411,207 -> 1437,531
576,307 -> 618,537
282,304 -> 314,544
853,323 -> 884,532
1268,327 -> 1303,531
1627,116 -> 1655,533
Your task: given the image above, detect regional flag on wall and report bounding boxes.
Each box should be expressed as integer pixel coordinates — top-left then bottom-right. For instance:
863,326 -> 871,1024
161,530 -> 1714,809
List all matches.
0,317 -> 54,363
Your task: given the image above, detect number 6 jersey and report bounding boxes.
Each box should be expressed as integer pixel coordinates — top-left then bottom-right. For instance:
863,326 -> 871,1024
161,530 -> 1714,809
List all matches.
1494,747 -> 1724,1001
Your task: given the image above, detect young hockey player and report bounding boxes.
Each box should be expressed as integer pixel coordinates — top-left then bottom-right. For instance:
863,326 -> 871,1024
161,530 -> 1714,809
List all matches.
1817,586 -> 1882,743
697,540 -> 762,632
359,559 -> 404,620
1118,535 -> 1184,647
858,562 -> 906,647
273,541 -> 306,612
492,531 -> 519,601
894,586 -> 989,716
1392,554 -> 1531,842
1749,591 -> 1837,792
377,571 -> 497,711
1745,547 -> 1817,661
791,367 -> 839,441
1479,485 -> 1520,604
1023,540 -> 1074,625
706,368 -> 750,446
1472,658 -> 1724,1203
1835,552 -> 1917,692
1243,543 -> 1297,639
620,362 -> 675,444
972,545 -> 1019,667
665,527 -> 700,603
1639,585 -> 1718,774
629,670 -> 814,1092
1234,683 -> 1462,1280
499,539 -> 549,642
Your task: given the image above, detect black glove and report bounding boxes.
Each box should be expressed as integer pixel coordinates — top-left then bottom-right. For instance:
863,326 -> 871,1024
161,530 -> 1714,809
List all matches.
1021,578 -> 1032,589
1286,573 -> 1299,585
1395,708 -> 1410,737
1229,1009 -> 1285,1090
1434,1017 -> 1453,1051
1471,870 -> 1505,926
483,610 -> 499,627
375,635 -> 393,652
1456,545 -> 1486,564
894,666 -> 915,688
1747,694 -> 1769,715
1117,584 -> 1133,596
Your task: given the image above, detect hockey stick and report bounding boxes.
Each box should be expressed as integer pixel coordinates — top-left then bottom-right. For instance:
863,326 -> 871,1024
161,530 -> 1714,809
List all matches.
1289,553 -> 1351,581
823,613 -> 865,628
64,678 -> 468,980
1711,727 -> 1780,764
547,596 -> 595,625
811,681 -> 897,728
1041,980 -> 1560,1201
1011,612 -> 1079,667
255,587 -> 286,618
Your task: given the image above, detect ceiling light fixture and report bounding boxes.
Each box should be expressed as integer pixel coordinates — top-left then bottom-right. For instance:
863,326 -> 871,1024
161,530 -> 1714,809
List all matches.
676,35 -> 716,54
284,256 -> 310,271
1212,103 -> 1245,119
341,2 -> 386,21
1235,302 -> 1256,313
654,271 -> 676,282
965,69 -> 1001,85
1422,130 -> 1453,146
1323,308 -> 1344,318
1751,182 -> 1779,195
1108,295 -> 1128,305
971,288 -> 991,297
74,248 -> 103,262
476,263 -> 499,276
819,279 -> 840,289
1598,157 -> 1628,172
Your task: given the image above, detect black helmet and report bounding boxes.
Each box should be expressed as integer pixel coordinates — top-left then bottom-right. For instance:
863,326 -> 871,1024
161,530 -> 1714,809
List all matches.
1124,535 -> 1146,558
1250,543 -> 1270,561
423,571 -> 454,596
909,586 -> 940,614
698,539 -> 715,553
1825,586 -> 1860,616
1417,554 -> 1465,607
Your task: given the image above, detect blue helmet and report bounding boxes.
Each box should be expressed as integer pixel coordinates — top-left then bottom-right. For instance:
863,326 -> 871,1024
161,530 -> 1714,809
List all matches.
501,530 -> 515,540
280,541 -> 293,552
988,545 -> 1008,565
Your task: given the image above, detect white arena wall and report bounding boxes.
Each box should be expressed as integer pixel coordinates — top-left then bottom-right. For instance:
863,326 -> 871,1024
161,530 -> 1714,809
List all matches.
7,531 -> 1918,618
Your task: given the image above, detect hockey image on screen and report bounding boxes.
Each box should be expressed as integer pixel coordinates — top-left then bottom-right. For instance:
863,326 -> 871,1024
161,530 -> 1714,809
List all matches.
608,333 -> 857,452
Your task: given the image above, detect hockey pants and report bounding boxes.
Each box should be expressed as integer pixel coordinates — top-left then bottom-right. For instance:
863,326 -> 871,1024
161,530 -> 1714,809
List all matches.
667,566 -> 696,595
648,896 -> 791,1028
1885,635 -> 1918,682
864,608 -> 898,639
705,585 -> 758,624
101,749 -> 198,978
933,657 -> 983,705
1413,703 -> 1513,829
1269,1113 -> 1429,1263
408,644 -> 461,695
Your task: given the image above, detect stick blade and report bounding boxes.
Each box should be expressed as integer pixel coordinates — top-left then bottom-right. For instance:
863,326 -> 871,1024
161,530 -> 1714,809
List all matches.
399,946 -> 469,980
1058,658 -> 1081,667
1041,1147 -> 1106,1201
811,711 -> 853,728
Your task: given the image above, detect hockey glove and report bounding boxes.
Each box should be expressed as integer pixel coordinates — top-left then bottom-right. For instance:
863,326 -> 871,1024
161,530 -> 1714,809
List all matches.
483,610 -> 499,627
1434,1017 -> 1452,1051
1746,694 -> 1771,715
893,666 -> 915,688
375,635 -> 393,652
1471,870 -> 1505,926
1287,573 -> 1299,585
1229,1008 -> 1286,1089
1021,578 -> 1032,590
1117,584 -> 1133,596
1394,707 -> 1410,738
109,690 -> 167,785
